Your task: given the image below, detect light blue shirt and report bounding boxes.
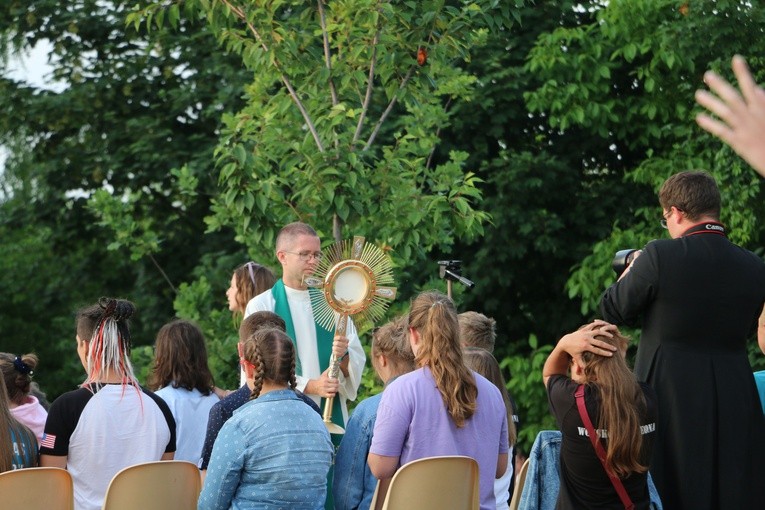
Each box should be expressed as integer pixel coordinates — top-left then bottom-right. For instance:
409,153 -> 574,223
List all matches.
333,393 -> 382,510
198,389 -> 333,510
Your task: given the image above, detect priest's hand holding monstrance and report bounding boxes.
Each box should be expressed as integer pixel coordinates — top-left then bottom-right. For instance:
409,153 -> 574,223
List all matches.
305,236 -> 396,434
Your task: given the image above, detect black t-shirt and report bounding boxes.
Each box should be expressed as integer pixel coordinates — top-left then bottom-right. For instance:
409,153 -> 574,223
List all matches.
547,375 -> 657,510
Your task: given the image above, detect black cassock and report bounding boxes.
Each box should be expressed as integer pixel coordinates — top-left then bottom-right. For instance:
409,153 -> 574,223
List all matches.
600,226 -> 765,510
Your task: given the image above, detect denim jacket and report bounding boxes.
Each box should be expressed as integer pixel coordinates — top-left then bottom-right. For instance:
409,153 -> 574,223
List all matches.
198,389 -> 333,510
332,393 -> 382,510
518,430 -> 663,510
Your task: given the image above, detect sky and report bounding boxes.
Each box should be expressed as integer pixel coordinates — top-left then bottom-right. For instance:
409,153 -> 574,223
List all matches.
5,39 -> 62,90
1,39 -> 62,176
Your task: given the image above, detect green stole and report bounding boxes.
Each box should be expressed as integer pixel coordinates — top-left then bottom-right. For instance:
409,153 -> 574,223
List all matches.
271,279 -> 344,427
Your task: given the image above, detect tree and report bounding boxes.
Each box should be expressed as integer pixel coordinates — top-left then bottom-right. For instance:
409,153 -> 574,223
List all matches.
0,0 -> 252,396
131,0 -> 524,263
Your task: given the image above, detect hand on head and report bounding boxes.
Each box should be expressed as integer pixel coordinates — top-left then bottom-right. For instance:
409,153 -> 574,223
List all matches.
559,320 -> 619,365
695,55 -> 765,178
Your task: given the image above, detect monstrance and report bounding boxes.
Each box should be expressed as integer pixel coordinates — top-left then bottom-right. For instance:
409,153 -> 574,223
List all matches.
304,236 -> 397,434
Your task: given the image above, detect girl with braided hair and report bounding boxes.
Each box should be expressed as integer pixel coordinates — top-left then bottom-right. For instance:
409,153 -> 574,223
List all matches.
200,327 -> 333,510
40,298 -> 176,510
0,352 -> 47,443
368,291 -> 510,510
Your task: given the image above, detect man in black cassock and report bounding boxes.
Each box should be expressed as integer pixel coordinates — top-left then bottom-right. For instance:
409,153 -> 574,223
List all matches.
600,171 -> 765,510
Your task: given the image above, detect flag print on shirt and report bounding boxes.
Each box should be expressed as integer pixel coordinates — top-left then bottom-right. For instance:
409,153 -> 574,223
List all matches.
40,433 -> 56,449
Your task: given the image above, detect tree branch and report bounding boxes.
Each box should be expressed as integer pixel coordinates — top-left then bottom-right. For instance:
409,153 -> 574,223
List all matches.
353,27 -> 380,144
317,0 -> 338,106
220,0 -> 325,153
148,253 -> 177,294
332,213 -> 342,243
363,66 -> 415,151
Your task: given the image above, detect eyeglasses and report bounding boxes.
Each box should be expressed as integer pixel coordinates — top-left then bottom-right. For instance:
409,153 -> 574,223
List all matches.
660,208 -> 681,229
283,250 -> 323,261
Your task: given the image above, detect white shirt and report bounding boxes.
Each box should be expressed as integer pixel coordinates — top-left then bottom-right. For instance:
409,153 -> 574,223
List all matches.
155,386 -> 219,463
244,286 -> 365,423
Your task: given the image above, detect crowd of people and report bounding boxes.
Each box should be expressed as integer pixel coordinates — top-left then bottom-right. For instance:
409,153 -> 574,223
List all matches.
2,55 -> 765,510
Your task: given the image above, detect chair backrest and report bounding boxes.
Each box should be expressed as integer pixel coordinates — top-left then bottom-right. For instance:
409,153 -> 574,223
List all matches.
0,467 -> 74,510
508,458 -> 530,510
380,456 -> 479,510
101,460 -> 200,510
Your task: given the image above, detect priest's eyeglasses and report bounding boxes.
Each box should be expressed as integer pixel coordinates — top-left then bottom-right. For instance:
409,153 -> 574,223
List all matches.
284,250 -> 323,261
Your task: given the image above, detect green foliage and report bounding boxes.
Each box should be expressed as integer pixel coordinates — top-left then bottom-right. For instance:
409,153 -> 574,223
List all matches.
0,0 -> 252,396
129,0 -> 519,268
522,0 -> 765,312
173,276 -> 242,390
503,335 -> 556,454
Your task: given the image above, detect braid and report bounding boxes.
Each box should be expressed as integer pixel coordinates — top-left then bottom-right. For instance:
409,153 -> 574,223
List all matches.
250,341 -> 265,400
288,353 -> 297,391
242,328 -> 297,395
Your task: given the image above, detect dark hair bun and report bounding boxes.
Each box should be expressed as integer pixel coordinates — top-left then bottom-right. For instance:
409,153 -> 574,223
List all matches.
98,297 -> 136,322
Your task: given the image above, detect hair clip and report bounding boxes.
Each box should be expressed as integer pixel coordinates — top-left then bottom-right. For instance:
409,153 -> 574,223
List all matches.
246,261 -> 261,286
13,356 -> 33,376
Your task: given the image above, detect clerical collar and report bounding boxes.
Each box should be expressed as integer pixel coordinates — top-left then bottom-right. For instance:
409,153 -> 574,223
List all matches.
681,221 -> 726,237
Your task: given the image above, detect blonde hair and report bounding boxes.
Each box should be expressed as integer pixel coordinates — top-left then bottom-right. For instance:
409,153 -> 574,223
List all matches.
463,347 -> 517,444
371,316 -> 415,378
458,312 -> 496,352
408,291 -> 477,427
580,328 -> 648,477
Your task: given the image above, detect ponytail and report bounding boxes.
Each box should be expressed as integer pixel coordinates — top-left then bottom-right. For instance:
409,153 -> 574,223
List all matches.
409,292 -> 477,427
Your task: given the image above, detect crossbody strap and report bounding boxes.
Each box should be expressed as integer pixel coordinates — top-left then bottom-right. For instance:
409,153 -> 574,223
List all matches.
575,384 -> 635,510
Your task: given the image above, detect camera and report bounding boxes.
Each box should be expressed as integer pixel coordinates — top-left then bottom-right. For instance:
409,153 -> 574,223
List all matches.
438,260 -> 475,289
612,249 -> 638,277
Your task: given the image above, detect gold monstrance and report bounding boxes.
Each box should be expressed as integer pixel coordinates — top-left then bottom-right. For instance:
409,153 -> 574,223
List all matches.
304,236 -> 397,434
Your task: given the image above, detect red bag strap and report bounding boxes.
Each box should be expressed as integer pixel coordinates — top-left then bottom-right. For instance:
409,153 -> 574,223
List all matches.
575,384 -> 635,510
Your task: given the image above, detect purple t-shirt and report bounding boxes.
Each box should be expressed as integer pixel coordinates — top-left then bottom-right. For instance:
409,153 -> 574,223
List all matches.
370,366 -> 509,510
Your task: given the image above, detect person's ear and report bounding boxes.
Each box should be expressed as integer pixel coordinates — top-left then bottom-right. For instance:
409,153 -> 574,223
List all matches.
378,353 -> 389,368
243,361 -> 256,379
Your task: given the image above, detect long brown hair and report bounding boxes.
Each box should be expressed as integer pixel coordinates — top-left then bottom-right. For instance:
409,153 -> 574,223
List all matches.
241,328 -> 297,400
232,262 -> 276,315
148,320 -> 215,394
0,375 -> 37,472
0,353 -> 38,406
408,291 -> 477,427
581,329 -> 648,477
463,348 -> 517,445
